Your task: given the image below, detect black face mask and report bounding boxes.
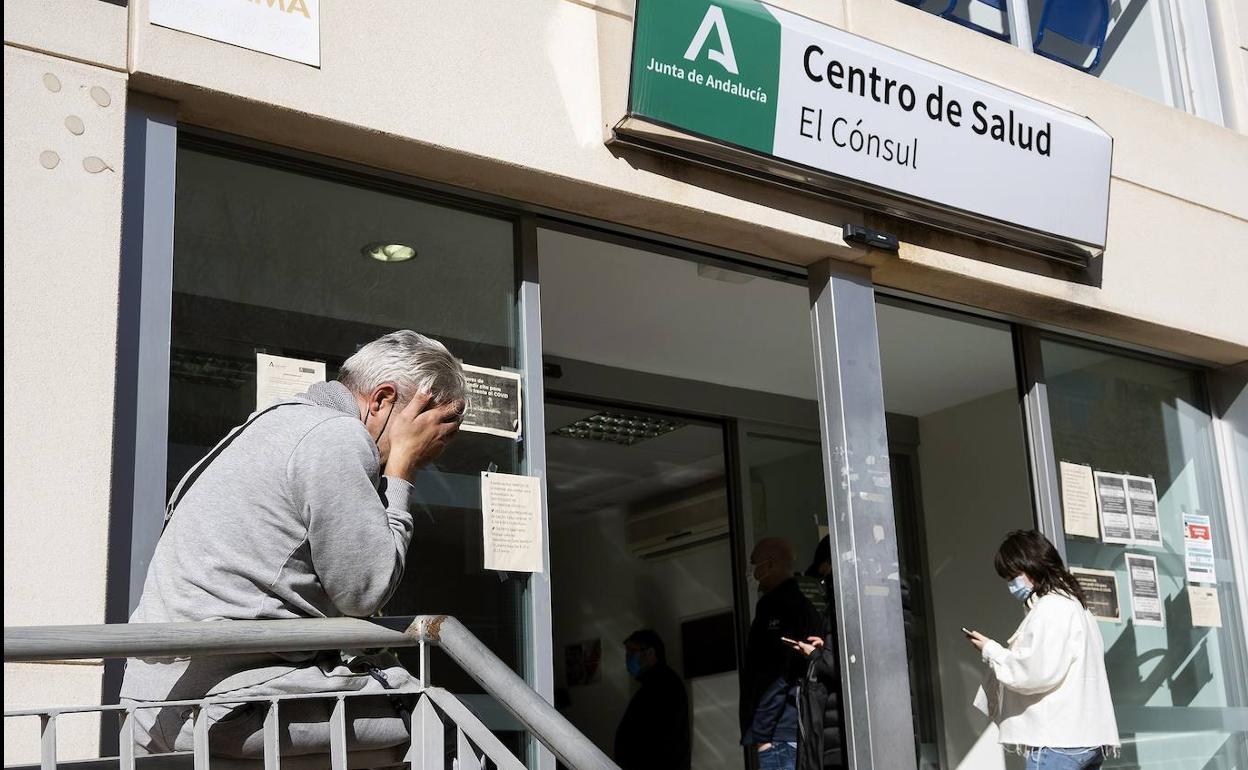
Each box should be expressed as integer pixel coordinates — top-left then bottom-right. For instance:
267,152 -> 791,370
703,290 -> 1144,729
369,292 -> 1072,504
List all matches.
363,398 -> 397,448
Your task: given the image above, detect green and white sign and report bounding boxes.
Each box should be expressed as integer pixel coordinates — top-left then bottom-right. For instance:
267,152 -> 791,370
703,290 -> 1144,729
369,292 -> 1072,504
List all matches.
624,0 -> 1112,256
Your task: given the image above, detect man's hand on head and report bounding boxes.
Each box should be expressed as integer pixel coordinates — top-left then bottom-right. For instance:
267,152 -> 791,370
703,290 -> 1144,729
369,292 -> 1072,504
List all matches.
383,393 -> 465,482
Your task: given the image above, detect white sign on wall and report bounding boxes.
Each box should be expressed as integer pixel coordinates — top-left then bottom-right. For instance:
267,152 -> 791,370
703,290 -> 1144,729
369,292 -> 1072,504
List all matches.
624,0 -> 1113,261
150,0 -> 321,67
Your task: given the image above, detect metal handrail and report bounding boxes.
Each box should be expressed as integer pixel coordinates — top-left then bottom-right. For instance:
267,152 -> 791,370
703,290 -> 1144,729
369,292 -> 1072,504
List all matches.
4,615 -> 620,770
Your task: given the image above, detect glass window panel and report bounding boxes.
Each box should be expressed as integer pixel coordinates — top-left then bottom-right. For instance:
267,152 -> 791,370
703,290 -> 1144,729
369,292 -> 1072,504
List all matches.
742,431 -> 828,617
1027,0 -> 1184,108
168,146 -> 524,694
877,299 -> 1035,770
905,0 -> 1011,43
1044,339 -> 1248,768
899,0 -> 1189,110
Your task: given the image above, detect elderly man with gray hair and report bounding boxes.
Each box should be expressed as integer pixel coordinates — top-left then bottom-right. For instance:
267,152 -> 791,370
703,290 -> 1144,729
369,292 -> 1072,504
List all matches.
121,330 -> 468,761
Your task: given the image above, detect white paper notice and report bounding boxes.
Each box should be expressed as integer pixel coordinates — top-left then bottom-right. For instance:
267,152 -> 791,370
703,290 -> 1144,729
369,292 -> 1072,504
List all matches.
256,353 -> 325,409
1125,475 -> 1162,548
1095,472 -> 1134,545
150,0 -> 321,66
1183,513 -> 1217,584
481,472 -> 544,573
1188,586 -> 1222,628
1125,553 -> 1164,627
1060,462 -> 1100,539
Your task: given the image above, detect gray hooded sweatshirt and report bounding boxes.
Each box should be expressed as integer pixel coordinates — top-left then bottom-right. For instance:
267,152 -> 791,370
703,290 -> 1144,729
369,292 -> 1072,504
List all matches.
120,381 -> 417,704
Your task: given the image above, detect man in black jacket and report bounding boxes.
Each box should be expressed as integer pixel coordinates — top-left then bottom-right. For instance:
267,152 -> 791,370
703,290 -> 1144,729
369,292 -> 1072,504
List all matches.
791,536 -> 847,770
614,629 -> 691,770
741,538 -> 825,770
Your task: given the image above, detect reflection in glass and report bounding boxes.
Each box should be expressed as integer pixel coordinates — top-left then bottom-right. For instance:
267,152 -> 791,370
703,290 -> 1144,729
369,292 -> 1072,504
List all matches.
877,299 -> 1035,770
168,146 -> 524,696
1045,339 -> 1247,768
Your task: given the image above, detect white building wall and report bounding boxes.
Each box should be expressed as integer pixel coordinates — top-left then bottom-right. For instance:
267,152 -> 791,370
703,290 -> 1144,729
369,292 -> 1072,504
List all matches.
3,38 -> 128,762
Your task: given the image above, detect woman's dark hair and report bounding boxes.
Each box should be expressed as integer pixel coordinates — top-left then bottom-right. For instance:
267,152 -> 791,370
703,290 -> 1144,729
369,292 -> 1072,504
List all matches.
993,530 -> 1088,608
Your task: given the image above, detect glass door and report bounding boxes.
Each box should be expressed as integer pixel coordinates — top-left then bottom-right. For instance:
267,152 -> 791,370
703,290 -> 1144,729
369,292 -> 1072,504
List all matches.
545,398 -> 739,770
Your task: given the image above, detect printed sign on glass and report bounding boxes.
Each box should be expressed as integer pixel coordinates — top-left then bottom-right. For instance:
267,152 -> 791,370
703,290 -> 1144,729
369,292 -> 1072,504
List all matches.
1125,553 -> 1164,627
481,472 -> 544,573
1070,567 -> 1121,623
1125,475 -> 1162,548
1188,586 -> 1222,628
1059,462 -> 1099,539
255,353 -> 325,410
460,364 -> 522,440
1094,472 -> 1133,545
1183,512 -> 1217,584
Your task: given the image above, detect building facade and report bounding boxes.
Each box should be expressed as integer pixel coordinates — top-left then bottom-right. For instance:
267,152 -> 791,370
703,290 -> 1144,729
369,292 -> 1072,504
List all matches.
4,0 -> 1247,767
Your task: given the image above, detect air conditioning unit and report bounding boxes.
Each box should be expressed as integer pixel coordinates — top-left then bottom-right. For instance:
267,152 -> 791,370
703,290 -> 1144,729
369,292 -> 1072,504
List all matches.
627,487 -> 729,560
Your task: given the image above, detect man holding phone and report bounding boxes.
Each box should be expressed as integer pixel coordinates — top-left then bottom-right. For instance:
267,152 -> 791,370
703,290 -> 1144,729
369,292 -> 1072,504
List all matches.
741,537 -> 826,770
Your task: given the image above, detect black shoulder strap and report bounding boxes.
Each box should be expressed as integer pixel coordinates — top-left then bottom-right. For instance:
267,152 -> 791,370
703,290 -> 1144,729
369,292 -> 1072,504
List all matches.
162,402 -> 304,533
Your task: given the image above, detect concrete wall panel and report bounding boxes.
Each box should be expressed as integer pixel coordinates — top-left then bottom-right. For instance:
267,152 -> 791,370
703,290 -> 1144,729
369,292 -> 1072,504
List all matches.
2,0 -> 128,72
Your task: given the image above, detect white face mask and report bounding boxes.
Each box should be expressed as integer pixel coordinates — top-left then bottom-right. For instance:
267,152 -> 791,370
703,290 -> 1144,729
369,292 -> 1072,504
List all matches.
1007,575 -> 1034,602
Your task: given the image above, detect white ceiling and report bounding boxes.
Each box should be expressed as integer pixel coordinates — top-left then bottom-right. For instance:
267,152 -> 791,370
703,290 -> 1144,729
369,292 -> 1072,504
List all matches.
174,149 -> 517,349
876,303 -> 1018,416
538,229 -> 1020,418
537,229 -> 817,400
545,402 -> 725,524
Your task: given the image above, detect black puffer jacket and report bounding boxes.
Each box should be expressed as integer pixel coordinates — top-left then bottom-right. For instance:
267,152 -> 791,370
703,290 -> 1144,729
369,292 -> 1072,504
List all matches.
797,578 -> 846,769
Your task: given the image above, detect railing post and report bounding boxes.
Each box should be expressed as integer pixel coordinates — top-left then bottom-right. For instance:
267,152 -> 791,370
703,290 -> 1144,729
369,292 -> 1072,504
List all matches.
408,695 -> 443,770
119,708 -> 136,770
419,638 -> 431,685
262,699 -> 281,770
329,696 -> 347,770
193,705 -> 210,770
457,726 -> 483,770
39,713 -> 56,770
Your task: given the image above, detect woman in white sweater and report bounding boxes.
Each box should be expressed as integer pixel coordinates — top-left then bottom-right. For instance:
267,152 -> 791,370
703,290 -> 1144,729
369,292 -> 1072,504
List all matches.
967,530 -> 1120,770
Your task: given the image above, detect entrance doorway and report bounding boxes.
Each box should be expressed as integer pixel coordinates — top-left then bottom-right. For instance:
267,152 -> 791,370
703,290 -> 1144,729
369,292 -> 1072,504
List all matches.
546,398 -> 739,769
537,226 -> 831,769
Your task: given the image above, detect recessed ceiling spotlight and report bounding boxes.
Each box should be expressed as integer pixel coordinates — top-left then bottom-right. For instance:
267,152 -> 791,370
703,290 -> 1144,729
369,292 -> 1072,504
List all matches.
362,242 -> 417,263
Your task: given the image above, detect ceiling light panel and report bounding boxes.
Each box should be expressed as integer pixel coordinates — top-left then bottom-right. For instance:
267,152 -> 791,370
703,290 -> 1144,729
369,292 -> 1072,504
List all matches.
553,411 -> 682,446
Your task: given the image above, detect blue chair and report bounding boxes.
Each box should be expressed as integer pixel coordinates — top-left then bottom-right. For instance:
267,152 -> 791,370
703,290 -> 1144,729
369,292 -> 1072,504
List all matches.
940,0 -> 1012,42
1032,0 -> 1111,71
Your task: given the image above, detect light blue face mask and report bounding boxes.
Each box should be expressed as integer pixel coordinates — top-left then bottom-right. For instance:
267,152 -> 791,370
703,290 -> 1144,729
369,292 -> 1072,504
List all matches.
1008,575 -> 1034,602
626,652 -> 643,678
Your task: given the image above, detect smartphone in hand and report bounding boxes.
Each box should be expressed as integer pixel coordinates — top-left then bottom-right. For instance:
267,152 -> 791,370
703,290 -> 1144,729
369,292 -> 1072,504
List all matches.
961,627 -> 976,638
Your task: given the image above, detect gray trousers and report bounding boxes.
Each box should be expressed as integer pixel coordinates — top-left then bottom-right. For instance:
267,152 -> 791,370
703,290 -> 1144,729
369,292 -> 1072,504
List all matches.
131,695 -> 411,759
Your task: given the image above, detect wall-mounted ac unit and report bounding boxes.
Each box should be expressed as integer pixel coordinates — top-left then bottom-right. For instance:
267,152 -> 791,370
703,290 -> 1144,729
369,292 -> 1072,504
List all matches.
627,487 -> 729,560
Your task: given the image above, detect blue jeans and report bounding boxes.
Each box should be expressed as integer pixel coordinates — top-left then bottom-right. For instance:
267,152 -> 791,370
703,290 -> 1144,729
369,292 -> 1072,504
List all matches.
758,741 -> 798,770
1024,747 -> 1105,770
